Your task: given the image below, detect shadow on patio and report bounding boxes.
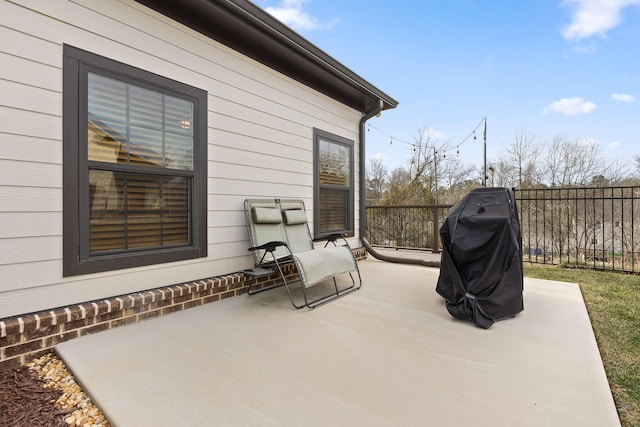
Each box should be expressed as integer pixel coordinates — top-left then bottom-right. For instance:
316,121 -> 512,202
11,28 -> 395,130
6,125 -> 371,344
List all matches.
56,257 -> 620,426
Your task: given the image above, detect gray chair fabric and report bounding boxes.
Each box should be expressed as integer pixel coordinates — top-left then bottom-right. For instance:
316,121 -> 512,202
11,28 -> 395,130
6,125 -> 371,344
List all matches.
244,198 -> 362,308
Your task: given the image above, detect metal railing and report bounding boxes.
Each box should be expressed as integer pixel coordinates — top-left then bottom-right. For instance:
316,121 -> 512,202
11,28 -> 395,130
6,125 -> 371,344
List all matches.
365,204 -> 452,253
514,186 -> 640,273
365,186 -> 640,274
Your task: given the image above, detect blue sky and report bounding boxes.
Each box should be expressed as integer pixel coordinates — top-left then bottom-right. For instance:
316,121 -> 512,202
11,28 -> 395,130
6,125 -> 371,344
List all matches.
253,0 -> 640,171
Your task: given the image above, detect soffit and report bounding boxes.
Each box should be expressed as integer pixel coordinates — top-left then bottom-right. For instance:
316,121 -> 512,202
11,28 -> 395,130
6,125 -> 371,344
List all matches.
135,0 -> 398,112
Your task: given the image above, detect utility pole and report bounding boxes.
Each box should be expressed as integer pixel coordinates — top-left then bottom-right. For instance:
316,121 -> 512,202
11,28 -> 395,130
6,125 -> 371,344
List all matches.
483,117 -> 487,187
433,147 -> 438,204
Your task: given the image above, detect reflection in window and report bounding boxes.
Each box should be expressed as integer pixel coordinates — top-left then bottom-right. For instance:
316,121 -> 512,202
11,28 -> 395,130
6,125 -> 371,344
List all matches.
318,139 -> 350,187
86,73 -> 194,253
314,129 -> 354,237
88,73 -> 193,170
63,45 -> 207,276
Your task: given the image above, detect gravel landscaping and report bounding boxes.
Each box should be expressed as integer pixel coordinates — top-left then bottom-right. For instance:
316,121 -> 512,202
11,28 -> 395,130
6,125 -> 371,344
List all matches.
0,352 -> 109,427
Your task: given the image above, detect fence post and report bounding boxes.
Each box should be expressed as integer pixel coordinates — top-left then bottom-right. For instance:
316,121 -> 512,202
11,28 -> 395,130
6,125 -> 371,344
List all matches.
432,207 -> 440,254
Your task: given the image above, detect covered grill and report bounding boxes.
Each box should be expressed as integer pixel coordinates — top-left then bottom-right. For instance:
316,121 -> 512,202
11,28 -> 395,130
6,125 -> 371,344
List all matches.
436,187 -> 523,328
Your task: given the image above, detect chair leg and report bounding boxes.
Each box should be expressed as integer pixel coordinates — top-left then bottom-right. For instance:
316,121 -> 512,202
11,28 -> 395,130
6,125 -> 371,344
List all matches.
272,257 -> 308,309
303,268 -> 363,309
247,251 -> 363,310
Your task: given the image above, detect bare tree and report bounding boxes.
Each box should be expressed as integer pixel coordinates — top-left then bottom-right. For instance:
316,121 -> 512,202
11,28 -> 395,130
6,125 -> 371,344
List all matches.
383,167 -> 412,205
489,157 -> 518,188
597,157 -> 630,186
438,156 -> 475,188
499,128 -> 545,188
635,154 -> 640,176
365,156 -> 388,204
394,125 -> 440,204
441,178 -> 481,204
543,136 -> 606,186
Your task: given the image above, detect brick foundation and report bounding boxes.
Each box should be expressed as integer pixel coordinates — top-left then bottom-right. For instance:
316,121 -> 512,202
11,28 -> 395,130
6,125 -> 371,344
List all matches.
0,247 -> 366,370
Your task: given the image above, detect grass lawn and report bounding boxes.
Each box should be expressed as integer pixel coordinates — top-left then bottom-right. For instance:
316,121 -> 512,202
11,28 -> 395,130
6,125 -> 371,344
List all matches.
523,264 -> 640,427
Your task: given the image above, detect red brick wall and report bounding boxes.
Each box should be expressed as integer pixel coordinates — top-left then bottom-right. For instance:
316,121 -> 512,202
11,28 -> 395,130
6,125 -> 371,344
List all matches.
0,248 -> 366,370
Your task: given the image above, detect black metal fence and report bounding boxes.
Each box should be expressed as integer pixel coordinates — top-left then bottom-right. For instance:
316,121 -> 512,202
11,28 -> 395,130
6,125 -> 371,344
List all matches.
514,186 -> 640,273
365,186 -> 640,274
365,204 -> 452,253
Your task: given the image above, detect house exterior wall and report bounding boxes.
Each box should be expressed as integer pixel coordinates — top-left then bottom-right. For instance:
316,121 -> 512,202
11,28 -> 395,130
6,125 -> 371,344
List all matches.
0,0 -> 363,318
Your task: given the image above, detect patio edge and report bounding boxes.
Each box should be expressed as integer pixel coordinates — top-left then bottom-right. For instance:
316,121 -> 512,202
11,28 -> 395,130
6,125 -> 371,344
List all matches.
0,248 -> 367,370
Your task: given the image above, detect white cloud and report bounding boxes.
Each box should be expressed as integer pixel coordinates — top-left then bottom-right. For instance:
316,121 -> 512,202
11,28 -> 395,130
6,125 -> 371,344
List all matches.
561,0 -> 640,41
372,152 -> 388,161
427,128 -> 447,140
607,141 -> 621,150
265,0 -> 339,32
544,97 -> 597,115
611,92 -> 637,103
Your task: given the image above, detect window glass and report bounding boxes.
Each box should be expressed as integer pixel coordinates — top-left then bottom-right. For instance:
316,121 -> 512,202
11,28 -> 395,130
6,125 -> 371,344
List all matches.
87,73 -> 194,170
88,171 -> 190,253
314,129 -> 354,237
63,45 -> 207,276
85,72 -> 194,253
319,187 -> 348,232
318,139 -> 350,187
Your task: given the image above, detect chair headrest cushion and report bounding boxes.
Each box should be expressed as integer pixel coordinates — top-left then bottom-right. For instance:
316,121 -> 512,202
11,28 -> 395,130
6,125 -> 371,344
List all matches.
283,209 -> 307,225
252,207 -> 282,224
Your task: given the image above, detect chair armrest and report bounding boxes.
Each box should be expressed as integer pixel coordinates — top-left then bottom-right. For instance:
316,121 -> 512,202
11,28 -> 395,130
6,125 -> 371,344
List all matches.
313,233 -> 350,248
312,233 -> 345,243
248,241 -> 288,252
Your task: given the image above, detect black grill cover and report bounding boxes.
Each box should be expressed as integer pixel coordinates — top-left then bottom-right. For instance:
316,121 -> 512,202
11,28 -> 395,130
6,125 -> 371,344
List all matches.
436,187 -> 523,328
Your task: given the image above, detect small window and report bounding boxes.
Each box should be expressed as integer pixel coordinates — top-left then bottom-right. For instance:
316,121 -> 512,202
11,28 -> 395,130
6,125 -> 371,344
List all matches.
63,45 -> 207,276
588,220 -> 601,230
313,128 -> 354,238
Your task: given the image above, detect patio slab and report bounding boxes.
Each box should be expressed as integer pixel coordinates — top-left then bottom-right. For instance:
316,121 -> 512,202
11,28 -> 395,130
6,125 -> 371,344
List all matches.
56,258 -> 620,426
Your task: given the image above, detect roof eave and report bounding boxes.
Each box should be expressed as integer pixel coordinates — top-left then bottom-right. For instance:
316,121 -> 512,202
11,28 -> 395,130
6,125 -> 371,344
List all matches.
135,0 -> 398,113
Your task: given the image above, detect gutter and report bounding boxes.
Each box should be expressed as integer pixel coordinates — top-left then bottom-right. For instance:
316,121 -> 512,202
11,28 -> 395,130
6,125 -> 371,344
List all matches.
136,0 -> 397,113
224,0 -> 394,109
358,101 -> 440,268
358,99 -> 383,241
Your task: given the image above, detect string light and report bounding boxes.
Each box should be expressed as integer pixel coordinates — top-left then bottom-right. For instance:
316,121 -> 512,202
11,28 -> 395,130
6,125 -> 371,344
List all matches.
367,124 -> 414,146
367,117 -> 486,158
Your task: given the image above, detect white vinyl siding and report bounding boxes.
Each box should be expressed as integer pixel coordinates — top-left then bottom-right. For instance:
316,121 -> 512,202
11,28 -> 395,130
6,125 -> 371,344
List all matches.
0,0 -> 362,317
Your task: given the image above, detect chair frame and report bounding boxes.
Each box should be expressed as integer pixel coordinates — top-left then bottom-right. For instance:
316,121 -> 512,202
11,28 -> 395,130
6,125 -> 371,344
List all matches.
244,198 -> 362,309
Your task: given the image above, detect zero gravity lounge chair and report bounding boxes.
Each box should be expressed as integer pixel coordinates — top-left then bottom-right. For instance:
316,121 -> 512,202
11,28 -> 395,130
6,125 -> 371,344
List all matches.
244,198 -> 362,309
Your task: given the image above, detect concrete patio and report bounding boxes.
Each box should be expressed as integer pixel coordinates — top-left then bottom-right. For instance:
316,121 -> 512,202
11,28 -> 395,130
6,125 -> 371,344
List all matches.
56,257 -> 620,426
